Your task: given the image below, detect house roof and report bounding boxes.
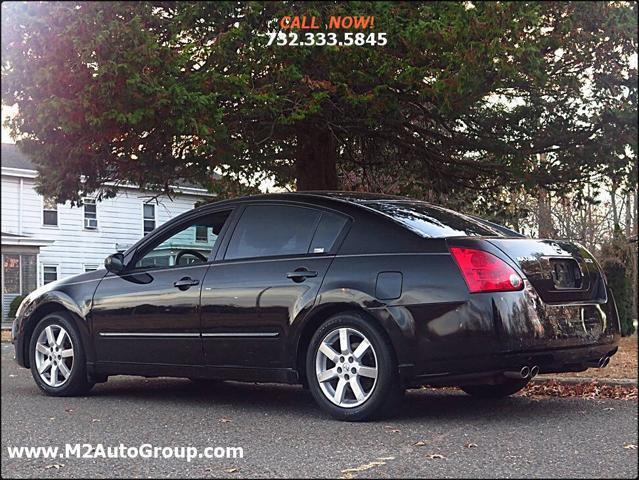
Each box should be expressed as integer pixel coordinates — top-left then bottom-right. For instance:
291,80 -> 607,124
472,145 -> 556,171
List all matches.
1,143 -> 35,170
1,143 -> 216,194
1,231 -> 54,247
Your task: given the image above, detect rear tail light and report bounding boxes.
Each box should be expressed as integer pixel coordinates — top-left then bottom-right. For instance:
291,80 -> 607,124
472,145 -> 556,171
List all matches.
449,246 -> 524,293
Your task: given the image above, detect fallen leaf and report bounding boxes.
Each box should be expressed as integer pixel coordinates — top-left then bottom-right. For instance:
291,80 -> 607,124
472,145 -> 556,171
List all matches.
225,467 -> 239,473
603,407 -> 614,411
220,418 -> 232,423
465,443 -> 478,448
341,459 -> 388,474
384,426 -> 400,433
623,444 -> 637,450
64,408 -> 73,413
44,464 -> 64,469
414,440 -> 428,447
91,419 -> 100,422
426,454 -> 446,460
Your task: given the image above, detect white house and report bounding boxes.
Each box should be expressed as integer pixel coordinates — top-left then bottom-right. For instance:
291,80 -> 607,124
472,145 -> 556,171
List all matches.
1,143 -> 213,318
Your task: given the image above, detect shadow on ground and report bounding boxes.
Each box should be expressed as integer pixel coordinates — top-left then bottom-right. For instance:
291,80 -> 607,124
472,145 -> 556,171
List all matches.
9,375 -> 579,423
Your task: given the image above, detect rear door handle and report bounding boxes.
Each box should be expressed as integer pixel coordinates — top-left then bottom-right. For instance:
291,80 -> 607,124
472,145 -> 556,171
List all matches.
173,277 -> 200,290
286,269 -> 318,282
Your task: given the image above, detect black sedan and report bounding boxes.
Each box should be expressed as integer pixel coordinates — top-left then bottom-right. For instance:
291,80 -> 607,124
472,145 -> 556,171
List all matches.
12,192 -> 620,421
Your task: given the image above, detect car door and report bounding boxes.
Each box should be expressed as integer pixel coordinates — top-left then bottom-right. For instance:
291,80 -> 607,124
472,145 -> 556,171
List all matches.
200,203 -> 349,372
91,209 -> 234,368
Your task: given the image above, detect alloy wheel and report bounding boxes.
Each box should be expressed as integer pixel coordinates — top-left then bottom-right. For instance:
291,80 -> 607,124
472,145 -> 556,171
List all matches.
315,327 -> 378,408
34,324 -> 74,387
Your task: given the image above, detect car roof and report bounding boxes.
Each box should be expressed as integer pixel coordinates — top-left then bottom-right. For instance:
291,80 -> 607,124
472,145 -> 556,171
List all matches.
209,191 -> 412,207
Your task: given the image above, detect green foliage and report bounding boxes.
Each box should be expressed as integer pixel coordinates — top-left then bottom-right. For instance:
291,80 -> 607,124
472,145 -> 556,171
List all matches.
601,229 -> 636,336
602,258 -> 634,337
1,1 -> 637,205
7,295 -> 27,319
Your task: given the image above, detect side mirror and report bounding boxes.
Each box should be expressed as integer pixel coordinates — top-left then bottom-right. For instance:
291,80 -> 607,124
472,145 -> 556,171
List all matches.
104,252 -> 125,274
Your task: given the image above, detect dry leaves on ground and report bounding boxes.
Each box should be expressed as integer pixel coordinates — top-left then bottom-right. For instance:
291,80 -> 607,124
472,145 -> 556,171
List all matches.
522,380 -> 637,400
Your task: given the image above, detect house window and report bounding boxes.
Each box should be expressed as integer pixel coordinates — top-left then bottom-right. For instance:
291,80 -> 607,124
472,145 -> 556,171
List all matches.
2,255 -> 20,294
2,254 -> 37,295
143,204 -> 156,235
83,198 -> 97,229
84,265 -> 98,273
42,265 -> 58,285
43,198 -> 58,226
195,225 -> 208,242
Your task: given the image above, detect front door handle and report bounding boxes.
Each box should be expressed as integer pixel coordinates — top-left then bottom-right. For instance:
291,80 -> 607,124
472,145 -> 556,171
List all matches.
173,277 -> 200,290
286,268 -> 318,283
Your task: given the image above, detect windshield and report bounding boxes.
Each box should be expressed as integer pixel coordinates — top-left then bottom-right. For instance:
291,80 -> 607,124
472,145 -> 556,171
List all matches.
362,201 -> 508,238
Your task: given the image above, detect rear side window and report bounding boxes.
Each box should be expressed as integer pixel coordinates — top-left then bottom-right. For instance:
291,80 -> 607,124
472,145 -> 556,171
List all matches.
310,212 -> 348,253
364,201 -> 502,238
225,205 -> 321,260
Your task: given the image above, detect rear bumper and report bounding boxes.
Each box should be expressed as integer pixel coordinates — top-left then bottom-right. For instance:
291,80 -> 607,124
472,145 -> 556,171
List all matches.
405,342 -> 619,387
382,282 -> 621,385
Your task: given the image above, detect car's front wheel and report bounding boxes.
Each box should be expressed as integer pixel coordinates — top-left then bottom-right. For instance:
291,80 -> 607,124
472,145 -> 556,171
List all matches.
306,312 -> 403,421
29,312 -> 94,396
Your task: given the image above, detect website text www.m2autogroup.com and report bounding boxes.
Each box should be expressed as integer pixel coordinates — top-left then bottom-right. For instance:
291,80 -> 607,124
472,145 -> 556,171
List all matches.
6,443 -> 244,462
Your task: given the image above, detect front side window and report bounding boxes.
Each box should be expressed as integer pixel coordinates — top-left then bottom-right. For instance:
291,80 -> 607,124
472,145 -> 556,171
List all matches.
43,265 -> 58,285
225,205 -> 321,260
134,210 -> 231,269
143,204 -> 156,235
83,198 -> 97,230
43,198 -> 58,226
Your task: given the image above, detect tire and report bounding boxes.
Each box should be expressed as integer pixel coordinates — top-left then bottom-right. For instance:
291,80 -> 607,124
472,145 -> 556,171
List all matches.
460,378 -> 529,398
29,312 -> 95,396
306,311 -> 403,421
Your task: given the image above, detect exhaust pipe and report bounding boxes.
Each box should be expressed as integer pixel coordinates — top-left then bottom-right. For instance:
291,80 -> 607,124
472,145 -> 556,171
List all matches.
504,366 -> 530,379
598,356 -> 610,368
530,365 -> 539,379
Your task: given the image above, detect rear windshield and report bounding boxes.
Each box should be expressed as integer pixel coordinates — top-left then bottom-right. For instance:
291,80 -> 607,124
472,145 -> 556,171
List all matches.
363,201 -> 507,238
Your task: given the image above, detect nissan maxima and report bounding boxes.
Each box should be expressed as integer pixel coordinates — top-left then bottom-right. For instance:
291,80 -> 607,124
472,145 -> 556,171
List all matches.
12,192 -> 620,421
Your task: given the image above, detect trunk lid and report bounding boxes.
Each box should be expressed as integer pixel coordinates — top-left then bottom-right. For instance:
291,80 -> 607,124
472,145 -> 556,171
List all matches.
488,238 -> 607,304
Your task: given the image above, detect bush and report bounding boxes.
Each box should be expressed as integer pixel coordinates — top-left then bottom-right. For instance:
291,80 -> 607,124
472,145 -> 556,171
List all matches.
7,295 -> 27,319
602,259 -> 634,336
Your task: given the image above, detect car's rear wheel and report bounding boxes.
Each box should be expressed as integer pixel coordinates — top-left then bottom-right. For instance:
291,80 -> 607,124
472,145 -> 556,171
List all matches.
29,312 -> 94,396
306,312 -> 403,421
460,378 -> 529,398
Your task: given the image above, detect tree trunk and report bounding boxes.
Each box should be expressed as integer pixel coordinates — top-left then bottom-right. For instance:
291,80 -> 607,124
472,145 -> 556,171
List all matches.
295,128 -> 338,190
537,186 -> 556,238
610,181 -> 619,231
629,190 -> 638,327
